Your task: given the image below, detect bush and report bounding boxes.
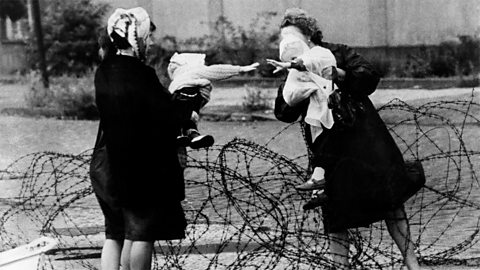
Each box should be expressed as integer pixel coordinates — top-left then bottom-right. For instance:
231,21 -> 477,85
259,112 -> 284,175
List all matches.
25,72 -> 98,119
242,85 -> 271,112
456,35 -> 480,75
369,58 -> 391,77
27,0 -> 109,76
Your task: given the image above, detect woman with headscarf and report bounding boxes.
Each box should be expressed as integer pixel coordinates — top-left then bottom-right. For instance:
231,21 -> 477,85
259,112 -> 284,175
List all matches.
91,7 -> 186,270
269,8 -> 422,270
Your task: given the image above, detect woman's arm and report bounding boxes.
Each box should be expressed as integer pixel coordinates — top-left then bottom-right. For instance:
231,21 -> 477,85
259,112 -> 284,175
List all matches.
274,83 -> 308,123
339,45 -> 380,97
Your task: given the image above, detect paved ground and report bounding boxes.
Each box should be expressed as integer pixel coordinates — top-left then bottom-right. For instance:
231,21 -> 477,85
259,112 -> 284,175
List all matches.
0,82 -> 478,269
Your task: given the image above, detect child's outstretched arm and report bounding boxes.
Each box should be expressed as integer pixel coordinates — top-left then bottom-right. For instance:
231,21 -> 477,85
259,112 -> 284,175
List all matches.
193,63 -> 259,82
267,58 -> 306,73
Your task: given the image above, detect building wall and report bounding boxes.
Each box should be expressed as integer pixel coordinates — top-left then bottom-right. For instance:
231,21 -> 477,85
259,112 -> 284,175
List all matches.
1,0 -> 478,74
99,0 -> 480,46
386,0 -> 480,46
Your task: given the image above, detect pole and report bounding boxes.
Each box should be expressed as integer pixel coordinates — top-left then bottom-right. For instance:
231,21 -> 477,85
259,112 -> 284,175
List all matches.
31,0 -> 48,88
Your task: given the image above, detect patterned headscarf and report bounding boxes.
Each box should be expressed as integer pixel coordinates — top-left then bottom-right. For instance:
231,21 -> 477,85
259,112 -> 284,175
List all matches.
107,7 -> 152,60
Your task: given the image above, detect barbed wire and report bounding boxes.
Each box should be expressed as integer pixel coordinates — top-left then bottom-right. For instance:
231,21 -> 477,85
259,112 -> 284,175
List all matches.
0,90 -> 479,269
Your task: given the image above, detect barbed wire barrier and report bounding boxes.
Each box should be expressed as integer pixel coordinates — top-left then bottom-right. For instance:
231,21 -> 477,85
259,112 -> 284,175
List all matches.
0,90 -> 479,269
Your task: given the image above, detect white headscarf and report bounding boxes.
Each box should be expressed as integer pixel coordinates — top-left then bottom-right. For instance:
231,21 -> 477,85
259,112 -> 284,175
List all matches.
107,7 -> 151,59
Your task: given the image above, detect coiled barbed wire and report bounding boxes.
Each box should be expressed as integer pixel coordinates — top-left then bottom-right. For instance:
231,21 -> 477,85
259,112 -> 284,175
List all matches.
0,91 -> 479,269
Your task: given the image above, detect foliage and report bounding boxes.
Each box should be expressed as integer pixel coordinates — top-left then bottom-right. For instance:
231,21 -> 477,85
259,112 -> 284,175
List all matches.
0,0 -> 26,21
369,58 -> 391,78
372,35 -> 480,78
27,0 -> 109,76
242,84 -> 271,112
401,51 -> 432,78
456,35 -> 480,75
25,72 -> 98,119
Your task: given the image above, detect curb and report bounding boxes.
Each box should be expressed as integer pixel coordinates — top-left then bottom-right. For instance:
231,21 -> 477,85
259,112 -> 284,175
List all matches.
212,76 -> 480,89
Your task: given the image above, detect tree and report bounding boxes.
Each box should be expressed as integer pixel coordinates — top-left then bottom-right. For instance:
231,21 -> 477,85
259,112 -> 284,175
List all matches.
27,0 -> 109,75
0,0 -> 27,21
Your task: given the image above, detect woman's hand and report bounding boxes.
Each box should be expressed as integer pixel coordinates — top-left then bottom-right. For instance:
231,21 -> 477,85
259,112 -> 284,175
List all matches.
266,59 -> 291,74
240,62 -> 260,73
321,66 -> 346,81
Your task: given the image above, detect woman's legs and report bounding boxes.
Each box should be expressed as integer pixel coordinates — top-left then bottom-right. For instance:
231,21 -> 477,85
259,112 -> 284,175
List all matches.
101,239 -> 123,270
386,207 -> 420,270
129,241 -> 154,270
120,239 -> 132,270
329,231 -> 350,269
120,239 -> 153,270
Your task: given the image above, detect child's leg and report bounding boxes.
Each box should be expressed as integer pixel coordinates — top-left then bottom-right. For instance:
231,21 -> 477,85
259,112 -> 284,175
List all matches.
295,166 -> 326,191
187,87 -> 214,149
312,166 -> 325,180
172,87 -> 201,146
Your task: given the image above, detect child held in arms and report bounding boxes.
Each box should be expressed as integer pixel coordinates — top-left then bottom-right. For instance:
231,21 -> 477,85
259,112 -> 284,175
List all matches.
168,53 -> 258,149
267,34 -> 339,204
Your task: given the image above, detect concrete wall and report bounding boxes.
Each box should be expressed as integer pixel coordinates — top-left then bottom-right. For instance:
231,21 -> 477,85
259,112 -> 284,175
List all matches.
100,0 -> 480,46
386,0 -> 480,46
1,0 -> 478,74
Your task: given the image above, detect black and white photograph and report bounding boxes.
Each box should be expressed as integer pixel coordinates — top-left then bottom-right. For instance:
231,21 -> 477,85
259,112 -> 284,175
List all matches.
0,0 -> 479,269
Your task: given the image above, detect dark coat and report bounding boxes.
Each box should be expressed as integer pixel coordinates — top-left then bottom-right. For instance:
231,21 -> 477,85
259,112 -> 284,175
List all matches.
275,42 -> 410,232
94,55 -> 184,207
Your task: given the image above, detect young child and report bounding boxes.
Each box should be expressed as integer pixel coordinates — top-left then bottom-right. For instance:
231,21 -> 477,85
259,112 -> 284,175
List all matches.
268,34 -> 338,195
168,52 -> 259,149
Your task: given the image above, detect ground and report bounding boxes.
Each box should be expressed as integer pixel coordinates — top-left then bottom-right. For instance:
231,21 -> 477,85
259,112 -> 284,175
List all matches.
0,82 -> 479,269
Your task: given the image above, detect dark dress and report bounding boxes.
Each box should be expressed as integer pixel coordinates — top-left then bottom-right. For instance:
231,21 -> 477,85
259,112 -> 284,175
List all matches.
275,42 -> 411,233
93,55 -> 186,240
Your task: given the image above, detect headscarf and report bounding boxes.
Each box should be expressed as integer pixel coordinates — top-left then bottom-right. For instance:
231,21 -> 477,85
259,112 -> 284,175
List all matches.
107,7 -> 152,60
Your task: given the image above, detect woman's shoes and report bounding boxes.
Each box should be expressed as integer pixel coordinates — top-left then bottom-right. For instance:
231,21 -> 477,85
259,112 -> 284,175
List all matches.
295,178 -> 326,191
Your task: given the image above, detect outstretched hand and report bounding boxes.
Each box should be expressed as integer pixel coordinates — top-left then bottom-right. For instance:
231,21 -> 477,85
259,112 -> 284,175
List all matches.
241,62 -> 260,73
266,59 -> 290,74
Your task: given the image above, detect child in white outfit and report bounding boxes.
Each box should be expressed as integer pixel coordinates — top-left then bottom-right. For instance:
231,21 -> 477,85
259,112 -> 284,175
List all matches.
270,34 -> 338,192
168,52 -> 258,148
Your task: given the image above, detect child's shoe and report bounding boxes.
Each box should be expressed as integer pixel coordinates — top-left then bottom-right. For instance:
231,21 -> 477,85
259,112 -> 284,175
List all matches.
295,177 -> 326,191
176,135 -> 191,147
188,130 -> 214,149
303,191 -> 328,210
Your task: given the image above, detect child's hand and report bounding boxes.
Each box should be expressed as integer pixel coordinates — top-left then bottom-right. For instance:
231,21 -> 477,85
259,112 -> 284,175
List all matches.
240,62 -> 260,73
266,59 -> 290,74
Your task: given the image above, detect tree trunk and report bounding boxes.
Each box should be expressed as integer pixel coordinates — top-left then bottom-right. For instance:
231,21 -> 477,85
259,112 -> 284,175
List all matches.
31,0 -> 48,88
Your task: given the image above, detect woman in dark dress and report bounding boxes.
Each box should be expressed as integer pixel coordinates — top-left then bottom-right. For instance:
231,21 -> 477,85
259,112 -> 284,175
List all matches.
269,8 -> 420,270
91,7 -> 185,270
